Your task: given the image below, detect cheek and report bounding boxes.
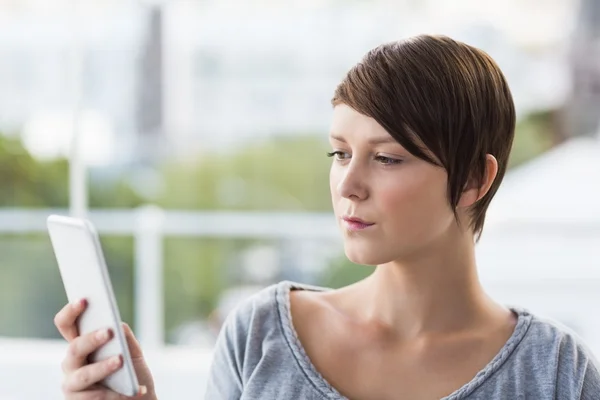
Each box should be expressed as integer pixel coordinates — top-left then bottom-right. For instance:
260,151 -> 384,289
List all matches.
379,169 -> 451,228
329,165 -> 341,200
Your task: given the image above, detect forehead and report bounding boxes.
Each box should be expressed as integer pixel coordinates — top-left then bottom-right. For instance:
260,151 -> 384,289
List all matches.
329,104 -> 392,142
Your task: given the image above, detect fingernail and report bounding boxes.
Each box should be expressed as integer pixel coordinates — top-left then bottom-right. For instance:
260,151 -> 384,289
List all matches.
110,355 -> 122,367
72,298 -> 85,309
139,385 -> 147,395
96,328 -> 110,341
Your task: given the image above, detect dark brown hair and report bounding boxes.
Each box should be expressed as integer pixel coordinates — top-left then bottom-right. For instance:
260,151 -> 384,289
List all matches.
332,34 -> 516,241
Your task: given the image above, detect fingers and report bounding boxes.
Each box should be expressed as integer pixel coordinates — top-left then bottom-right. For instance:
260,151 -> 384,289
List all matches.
122,323 -> 144,359
66,386 -> 123,400
54,299 -> 86,341
134,385 -> 148,398
61,354 -> 123,393
61,328 -> 113,373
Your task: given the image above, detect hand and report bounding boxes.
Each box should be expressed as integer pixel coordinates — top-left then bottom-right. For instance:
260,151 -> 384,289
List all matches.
54,299 -> 157,399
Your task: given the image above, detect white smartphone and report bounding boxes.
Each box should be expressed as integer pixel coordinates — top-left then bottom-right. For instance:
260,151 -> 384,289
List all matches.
47,214 -> 139,397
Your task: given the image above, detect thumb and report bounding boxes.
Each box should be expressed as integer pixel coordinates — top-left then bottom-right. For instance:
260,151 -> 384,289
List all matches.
121,323 -> 144,359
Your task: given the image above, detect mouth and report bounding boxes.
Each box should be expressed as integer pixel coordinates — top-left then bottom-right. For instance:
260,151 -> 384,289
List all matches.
342,216 -> 375,231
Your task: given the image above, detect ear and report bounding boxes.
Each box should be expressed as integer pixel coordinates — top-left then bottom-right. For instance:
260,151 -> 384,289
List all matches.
458,154 -> 499,208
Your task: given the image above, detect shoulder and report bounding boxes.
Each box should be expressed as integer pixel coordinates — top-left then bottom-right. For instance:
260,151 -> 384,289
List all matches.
219,280 -> 319,339
220,282 -> 282,334
524,312 -> 598,363
224,280 -> 330,322
517,310 -> 600,398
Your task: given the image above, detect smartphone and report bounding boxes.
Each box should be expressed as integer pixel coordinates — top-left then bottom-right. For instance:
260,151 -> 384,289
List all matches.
47,214 -> 139,397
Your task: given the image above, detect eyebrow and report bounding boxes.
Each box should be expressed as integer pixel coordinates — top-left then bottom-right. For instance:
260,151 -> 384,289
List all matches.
329,134 -> 399,146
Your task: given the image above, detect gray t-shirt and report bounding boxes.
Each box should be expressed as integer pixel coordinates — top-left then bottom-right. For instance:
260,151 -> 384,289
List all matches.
204,281 -> 600,399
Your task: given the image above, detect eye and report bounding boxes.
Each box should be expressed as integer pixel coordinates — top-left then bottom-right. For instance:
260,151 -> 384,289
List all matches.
375,155 -> 403,165
326,151 -> 350,161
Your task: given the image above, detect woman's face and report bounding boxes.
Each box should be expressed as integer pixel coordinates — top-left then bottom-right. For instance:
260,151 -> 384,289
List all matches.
329,104 -> 456,266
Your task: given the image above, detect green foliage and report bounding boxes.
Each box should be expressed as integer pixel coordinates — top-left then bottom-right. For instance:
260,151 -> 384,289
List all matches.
509,110 -> 555,168
0,135 -> 69,207
100,236 -> 136,327
0,234 -> 66,338
88,176 -> 146,209
163,237 -> 227,336
0,134 -> 145,208
157,135 -> 332,211
318,255 -> 373,289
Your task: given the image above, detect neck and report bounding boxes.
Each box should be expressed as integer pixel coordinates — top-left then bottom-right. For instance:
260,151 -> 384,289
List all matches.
346,226 -> 501,339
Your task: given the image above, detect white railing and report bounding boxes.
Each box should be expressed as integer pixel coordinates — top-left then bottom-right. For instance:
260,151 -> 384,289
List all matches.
0,206 -> 339,349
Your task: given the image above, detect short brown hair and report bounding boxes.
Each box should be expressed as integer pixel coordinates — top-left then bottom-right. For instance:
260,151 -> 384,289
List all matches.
332,34 -> 516,241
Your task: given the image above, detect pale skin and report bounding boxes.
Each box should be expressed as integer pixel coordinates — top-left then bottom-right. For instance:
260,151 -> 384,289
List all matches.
53,299 -> 156,399
289,104 -> 518,399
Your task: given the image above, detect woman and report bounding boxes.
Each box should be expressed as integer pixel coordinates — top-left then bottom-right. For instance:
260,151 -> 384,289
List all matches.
54,35 -> 600,399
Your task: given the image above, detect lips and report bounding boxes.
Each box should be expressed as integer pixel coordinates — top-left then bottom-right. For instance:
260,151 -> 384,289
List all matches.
343,216 -> 373,225
342,216 -> 375,231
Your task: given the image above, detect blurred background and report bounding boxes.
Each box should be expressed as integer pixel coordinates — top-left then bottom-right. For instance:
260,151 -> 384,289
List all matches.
0,0 -> 599,398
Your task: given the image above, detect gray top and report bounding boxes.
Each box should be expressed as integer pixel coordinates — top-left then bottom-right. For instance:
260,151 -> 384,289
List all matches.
204,281 -> 600,399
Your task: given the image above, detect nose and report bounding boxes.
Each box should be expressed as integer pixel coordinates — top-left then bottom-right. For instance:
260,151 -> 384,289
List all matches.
336,161 -> 369,201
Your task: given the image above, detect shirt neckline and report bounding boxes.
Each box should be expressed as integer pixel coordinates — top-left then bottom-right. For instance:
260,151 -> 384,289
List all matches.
275,280 -> 533,400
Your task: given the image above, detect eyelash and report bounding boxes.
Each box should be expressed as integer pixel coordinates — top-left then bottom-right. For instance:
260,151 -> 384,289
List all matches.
326,151 -> 403,166
326,151 -> 348,160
